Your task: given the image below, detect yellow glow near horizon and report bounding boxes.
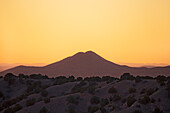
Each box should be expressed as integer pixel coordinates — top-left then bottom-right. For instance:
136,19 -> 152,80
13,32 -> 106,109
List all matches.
0,0 -> 170,69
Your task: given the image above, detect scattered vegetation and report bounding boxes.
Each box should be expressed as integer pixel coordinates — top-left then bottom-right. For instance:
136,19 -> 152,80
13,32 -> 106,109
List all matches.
90,96 -> 100,104
167,80 -> 170,99
26,98 -> 36,107
71,81 -> 87,93
138,95 -> 150,104
66,96 -> 80,105
110,94 -> 121,102
88,106 -> 99,113
108,86 -> 117,94
129,87 -> 136,93
39,106 -> 48,113
100,98 -> 109,107
126,96 -> 136,107
44,97 -> 50,103
132,110 -> 142,113
41,90 -> 48,97
120,73 -> 135,80
152,107 -> 163,113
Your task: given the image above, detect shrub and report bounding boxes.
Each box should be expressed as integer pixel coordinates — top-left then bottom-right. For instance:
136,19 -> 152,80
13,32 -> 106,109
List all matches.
100,107 -> 106,113
126,96 -> 136,107
140,88 -> 146,94
167,80 -> 170,99
77,77 -> 83,81
4,73 -> 16,85
135,76 -> 142,83
26,98 -> 35,106
53,76 -> 68,85
3,108 -> 13,113
152,107 -> 163,113
100,98 -> 109,107
2,99 -> 17,108
112,95 -> 121,102
121,98 -> 126,103
108,86 -> 117,94
88,106 -> 99,113
39,106 -> 48,113
68,76 -> 75,82
66,96 -> 79,105
146,88 -> 156,96
110,106 -> 115,111
0,90 -> 4,98
71,81 -> 87,93
68,106 -> 75,113
44,97 -> 50,103
120,73 -> 135,80
88,86 -> 95,95
90,96 -> 100,104
129,88 -> 136,93
138,95 -> 150,104
133,110 -> 142,113
151,98 -> 156,103
12,104 -> 23,112
41,90 -> 48,97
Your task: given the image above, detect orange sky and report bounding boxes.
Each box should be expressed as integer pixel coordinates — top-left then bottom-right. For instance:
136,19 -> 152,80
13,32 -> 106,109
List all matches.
0,0 -> 170,71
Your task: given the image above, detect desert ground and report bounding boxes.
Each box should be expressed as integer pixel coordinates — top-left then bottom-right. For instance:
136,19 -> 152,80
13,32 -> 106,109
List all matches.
0,73 -> 170,113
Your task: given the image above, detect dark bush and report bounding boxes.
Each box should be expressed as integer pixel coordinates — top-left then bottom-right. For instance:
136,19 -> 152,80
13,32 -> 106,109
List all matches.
68,106 -> 75,113
4,73 -> 16,85
71,81 -> 87,93
135,76 -> 142,83
90,96 -> 100,104
26,98 -> 35,106
0,90 -> 4,98
126,96 -> 136,107
53,76 -> 68,85
146,88 -> 157,96
3,108 -> 13,113
155,75 -> 166,82
132,110 -> 142,113
84,76 -> 101,82
167,80 -> 170,99
88,86 -> 96,95
41,90 -> 48,97
151,98 -> 156,103
88,106 -> 99,113
18,73 -> 28,79
152,107 -> 163,113
12,104 -> 22,112
102,76 -> 116,83
108,86 -> 117,94
66,96 -> 79,105
39,106 -> 48,113
77,77 -> 83,81
100,98 -> 109,107
2,99 -> 17,108
138,95 -> 150,104
120,73 -> 135,80
100,107 -> 106,113
29,74 -> 48,79
129,88 -> 136,93
68,76 -> 75,82
112,94 -> 121,102
121,98 -> 126,103
140,88 -> 146,94
44,97 -> 50,103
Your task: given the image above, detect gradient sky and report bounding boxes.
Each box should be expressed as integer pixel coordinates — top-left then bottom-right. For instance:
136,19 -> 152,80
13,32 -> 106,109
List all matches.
0,0 -> 170,71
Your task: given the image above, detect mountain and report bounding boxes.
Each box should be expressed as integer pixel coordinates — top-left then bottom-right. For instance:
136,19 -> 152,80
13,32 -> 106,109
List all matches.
0,51 -> 170,77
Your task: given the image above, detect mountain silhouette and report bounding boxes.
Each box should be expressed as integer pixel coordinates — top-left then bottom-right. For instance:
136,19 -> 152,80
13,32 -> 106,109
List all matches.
0,51 -> 170,77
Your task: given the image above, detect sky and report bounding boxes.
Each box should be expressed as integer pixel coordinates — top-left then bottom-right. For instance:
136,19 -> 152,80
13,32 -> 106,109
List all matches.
0,0 -> 170,71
